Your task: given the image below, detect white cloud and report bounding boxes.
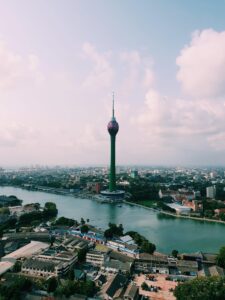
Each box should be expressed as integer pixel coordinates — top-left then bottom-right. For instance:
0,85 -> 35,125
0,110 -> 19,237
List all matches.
119,50 -> 154,94
0,123 -> 38,147
136,88 -> 225,152
143,68 -> 154,87
177,29 -> 225,98
82,42 -> 113,89
0,40 -> 43,90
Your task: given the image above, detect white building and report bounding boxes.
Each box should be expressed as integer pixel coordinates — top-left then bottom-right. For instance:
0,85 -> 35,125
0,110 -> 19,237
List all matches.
86,250 -> 107,266
206,186 -> 216,199
166,203 -> 191,215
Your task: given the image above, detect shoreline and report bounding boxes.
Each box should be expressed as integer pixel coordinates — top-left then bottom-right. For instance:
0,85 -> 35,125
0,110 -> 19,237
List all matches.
1,185 -> 225,225
124,200 -> 225,225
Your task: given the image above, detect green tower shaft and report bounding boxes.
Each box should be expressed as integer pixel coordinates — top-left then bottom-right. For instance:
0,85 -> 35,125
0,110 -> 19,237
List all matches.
109,135 -> 116,192
107,93 -> 119,192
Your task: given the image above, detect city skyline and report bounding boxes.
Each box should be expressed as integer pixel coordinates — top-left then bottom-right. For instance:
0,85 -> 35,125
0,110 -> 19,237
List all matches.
1,1 -> 225,166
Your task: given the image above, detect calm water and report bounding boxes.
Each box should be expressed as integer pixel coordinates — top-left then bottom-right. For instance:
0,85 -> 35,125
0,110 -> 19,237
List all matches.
0,186 -> 225,254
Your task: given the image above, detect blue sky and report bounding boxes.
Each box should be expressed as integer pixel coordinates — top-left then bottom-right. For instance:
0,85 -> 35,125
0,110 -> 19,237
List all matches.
0,1 -> 225,166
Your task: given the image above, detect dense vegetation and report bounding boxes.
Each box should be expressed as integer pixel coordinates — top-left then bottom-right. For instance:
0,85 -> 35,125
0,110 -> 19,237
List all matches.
174,276 -> 225,300
216,246 -> 225,268
0,277 -> 32,300
104,223 -> 124,238
18,202 -> 58,226
54,279 -> 96,297
126,230 -> 156,254
126,178 -> 160,201
54,216 -> 77,227
0,195 -> 22,207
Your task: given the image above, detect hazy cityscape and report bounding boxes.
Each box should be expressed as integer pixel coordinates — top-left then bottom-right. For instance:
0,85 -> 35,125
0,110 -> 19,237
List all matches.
0,1 -> 225,300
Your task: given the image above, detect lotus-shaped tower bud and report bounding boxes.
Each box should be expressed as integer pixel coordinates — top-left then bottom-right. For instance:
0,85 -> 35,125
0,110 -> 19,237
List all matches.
107,118 -> 119,135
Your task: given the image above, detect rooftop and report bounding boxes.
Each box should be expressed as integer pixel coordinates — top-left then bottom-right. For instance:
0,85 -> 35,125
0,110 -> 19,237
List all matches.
2,241 -> 49,261
0,261 -> 14,276
124,283 -> 139,298
23,258 -> 58,272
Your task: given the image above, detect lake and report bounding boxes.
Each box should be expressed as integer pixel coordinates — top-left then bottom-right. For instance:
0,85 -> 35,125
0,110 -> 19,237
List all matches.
0,186 -> 225,254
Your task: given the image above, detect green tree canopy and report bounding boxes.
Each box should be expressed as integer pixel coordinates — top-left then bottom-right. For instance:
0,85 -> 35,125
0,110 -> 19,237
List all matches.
126,230 -> 156,254
80,224 -> 89,233
174,276 -> 225,300
47,277 -> 58,293
172,249 -> 179,258
217,246 -> 225,268
54,216 -> 76,227
104,223 -> 123,238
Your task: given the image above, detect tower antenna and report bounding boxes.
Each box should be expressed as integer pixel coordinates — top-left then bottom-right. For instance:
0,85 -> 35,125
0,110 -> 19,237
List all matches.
112,92 -> 115,118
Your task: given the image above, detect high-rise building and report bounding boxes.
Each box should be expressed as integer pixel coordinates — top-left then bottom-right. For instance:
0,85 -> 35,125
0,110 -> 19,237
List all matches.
206,186 -> 216,199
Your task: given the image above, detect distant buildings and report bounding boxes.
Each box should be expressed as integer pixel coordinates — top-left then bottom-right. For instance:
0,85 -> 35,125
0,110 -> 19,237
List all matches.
206,186 -> 216,199
130,169 -> 138,179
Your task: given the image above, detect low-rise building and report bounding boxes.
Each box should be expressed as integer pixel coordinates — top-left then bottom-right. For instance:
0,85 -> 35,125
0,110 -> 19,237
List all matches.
198,265 -> 224,277
102,259 -> 133,274
107,240 -> 139,257
134,253 -> 169,274
37,249 -> 77,265
214,208 -> 225,215
176,260 -> 198,276
22,257 -> 71,277
100,273 -> 128,299
123,284 -> 139,300
120,235 -> 135,245
8,204 -> 37,217
86,250 -> 107,266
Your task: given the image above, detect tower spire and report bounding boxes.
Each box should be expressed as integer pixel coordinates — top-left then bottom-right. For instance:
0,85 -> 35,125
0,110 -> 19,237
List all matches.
112,92 -> 115,119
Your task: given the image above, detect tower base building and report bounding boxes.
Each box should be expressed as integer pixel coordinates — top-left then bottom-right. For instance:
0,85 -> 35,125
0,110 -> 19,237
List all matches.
100,190 -> 125,202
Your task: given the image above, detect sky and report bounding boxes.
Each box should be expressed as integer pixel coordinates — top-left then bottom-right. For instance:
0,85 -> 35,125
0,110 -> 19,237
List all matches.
1,0 -> 225,166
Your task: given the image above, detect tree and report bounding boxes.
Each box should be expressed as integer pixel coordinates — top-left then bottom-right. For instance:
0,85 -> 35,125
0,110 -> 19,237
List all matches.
126,230 -> 156,254
0,277 -> 32,300
54,217 -> 76,227
81,280 -> 96,297
141,282 -> 149,291
172,249 -> 179,258
104,228 -> 113,239
80,217 -> 85,225
13,261 -> 21,272
47,277 -> 58,293
44,202 -> 58,218
78,248 -> 87,262
104,223 -> 124,238
81,224 -> 89,233
216,246 -> 225,268
219,213 -> 225,221
50,235 -> 55,246
68,269 -> 75,281
174,276 -> 225,300
54,279 -> 96,298
141,241 -> 156,254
